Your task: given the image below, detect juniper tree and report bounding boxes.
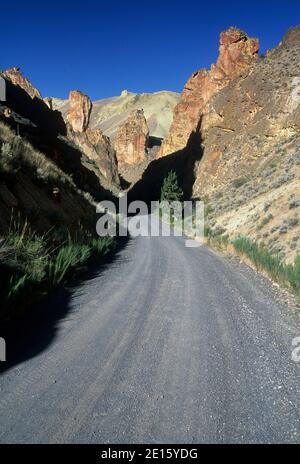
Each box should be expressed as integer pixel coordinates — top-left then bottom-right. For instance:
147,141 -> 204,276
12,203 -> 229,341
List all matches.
160,170 -> 184,203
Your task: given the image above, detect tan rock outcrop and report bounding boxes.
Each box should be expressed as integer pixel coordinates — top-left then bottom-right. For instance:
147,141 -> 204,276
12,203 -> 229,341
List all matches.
194,26 -> 300,197
1,67 -> 42,99
158,28 -> 259,158
52,91 -> 179,141
114,109 -> 149,165
64,90 -> 119,184
67,126 -> 119,184
66,90 -> 92,133
44,97 -> 53,110
189,26 -> 300,263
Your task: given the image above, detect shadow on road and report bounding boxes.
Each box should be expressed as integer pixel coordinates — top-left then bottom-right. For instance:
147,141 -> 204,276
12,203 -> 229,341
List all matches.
0,236 -> 130,375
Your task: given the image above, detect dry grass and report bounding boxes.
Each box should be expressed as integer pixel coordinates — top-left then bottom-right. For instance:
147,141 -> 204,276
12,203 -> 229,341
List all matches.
0,121 -> 75,187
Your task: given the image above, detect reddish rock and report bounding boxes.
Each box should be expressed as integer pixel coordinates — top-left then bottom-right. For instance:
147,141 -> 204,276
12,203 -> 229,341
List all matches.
2,67 -> 42,99
158,28 -> 259,158
193,26 -> 300,198
114,109 -> 149,165
66,90 -> 92,133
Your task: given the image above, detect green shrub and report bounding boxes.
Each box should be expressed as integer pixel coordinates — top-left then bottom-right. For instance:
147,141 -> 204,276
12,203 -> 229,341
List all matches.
160,170 -> 184,202
257,214 -> 274,230
232,177 -> 248,189
288,217 -> 299,228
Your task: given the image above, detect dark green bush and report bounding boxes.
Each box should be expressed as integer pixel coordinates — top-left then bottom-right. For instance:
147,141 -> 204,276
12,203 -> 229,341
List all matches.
232,177 -> 248,189
160,170 -> 184,203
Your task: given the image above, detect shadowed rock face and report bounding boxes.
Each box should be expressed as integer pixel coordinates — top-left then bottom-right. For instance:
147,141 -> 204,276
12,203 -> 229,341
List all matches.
158,27 -> 259,158
1,73 -> 66,137
2,67 -> 42,100
66,90 -> 92,133
67,126 -> 119,184
114,109 -> 149,166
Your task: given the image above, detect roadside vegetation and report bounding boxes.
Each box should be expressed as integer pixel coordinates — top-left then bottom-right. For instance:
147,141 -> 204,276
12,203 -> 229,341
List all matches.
0,120 -> 118,323
160,170 -> 184,203
0,220 -> 115,321
231,236 -> 300,296
205,227 -> 300,297
0,122 -> 74,187
159,170 -> 184,224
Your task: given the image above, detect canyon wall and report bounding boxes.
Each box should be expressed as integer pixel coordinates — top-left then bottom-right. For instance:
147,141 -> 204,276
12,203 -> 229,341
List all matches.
158,28 -> 259,158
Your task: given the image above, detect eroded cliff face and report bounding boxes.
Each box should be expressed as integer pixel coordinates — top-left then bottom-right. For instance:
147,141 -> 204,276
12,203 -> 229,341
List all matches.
1,67 -> 42,100
193,26 -> 300,263
65,90 -> 119,185
158,28 -> 259,158
67,126 -> 119,184
114,109 -> 149,166
194,29 -> 300,197
66,90 -> 92,133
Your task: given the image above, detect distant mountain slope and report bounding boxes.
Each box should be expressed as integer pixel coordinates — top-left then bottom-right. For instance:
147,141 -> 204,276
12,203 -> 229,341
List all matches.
52,90 -> 179,141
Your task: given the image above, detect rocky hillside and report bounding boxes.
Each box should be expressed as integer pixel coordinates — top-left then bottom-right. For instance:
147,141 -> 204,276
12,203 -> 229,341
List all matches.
132,26 -> 300,265
193,26 -> 300,264
52,90 -> 179,142
0,68 -> 120,235
0,120 -> 96,236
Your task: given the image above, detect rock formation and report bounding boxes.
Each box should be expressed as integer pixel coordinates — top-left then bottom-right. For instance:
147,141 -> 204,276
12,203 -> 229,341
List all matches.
52,91 -> 179,141
191,26 -> 300,263
158,28 -> 259,158
44,97 -> 53,109
114,109 -> 149,166
66,90 -> 92,133
68,126 -> 119,184
194,26 -> 300,197
64,90 -> 119,184
1,67 -> 42,100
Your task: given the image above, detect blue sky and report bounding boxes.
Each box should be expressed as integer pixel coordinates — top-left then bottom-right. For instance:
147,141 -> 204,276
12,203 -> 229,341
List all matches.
1,0 -> 299,100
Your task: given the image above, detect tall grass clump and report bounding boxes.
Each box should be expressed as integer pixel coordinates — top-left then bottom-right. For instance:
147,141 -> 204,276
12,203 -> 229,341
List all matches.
232,236 -> 300,296
0,220 -> 115,320
48,244 -> 92,287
